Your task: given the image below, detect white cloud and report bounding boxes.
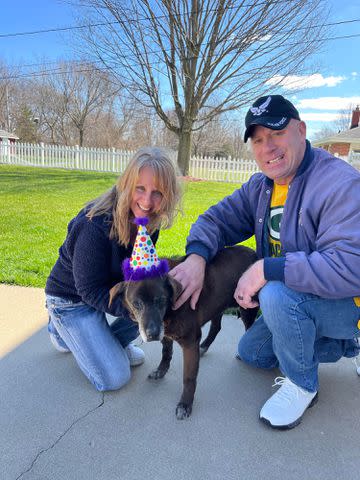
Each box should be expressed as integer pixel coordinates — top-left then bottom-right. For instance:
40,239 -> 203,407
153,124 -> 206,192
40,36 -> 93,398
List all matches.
300,112 -> 342,122
266,74 -> 346,90
296,97 -> 360,110
351,72 -> 358,77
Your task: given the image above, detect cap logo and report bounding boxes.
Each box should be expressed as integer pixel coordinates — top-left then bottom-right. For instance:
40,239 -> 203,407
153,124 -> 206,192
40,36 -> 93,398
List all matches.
250,96 -> 271,116
266,117 -> 287,127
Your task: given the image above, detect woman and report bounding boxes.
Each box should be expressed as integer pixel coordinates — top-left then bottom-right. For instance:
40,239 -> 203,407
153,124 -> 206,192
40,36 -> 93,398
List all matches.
45,147 -> 182,391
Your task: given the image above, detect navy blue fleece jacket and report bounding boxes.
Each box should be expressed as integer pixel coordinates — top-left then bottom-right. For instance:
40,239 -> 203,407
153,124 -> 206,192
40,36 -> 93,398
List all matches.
46,209 -> 159,317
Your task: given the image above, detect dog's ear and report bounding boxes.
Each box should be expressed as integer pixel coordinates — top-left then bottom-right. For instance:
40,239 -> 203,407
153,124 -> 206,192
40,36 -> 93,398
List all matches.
166,275 -> 183,306
109,282 -> 127,307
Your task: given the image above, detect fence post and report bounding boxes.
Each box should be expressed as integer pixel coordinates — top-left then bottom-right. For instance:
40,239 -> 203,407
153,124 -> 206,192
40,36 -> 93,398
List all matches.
40,142 -> 45,166
112,148 -> 116,172
7,141 -> 11,164
75,145 -> 79,169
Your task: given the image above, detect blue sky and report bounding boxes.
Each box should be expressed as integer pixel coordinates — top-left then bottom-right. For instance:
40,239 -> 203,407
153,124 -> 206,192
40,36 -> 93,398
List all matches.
1,0 -> 359,140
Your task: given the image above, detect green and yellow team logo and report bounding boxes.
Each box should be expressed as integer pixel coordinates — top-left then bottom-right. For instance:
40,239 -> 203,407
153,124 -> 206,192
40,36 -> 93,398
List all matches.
268,206 -> 283,257
268,182 -> 288,258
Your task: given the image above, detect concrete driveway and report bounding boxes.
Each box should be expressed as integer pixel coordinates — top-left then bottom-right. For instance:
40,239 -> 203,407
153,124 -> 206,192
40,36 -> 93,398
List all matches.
1,284 -> 359,480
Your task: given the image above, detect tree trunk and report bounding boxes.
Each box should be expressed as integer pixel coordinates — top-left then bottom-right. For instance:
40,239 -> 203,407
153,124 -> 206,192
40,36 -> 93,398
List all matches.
79,128 -> 84,147
177,128 -> 193,176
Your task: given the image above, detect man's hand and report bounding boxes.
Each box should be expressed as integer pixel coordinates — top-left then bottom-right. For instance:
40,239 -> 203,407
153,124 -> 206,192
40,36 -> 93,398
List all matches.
234,259 -> 266,309
169,254 -> 206,310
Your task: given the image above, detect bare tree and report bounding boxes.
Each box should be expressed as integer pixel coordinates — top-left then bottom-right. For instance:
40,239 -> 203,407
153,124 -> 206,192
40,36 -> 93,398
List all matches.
230,125 -> 253,159
192,113 -> 228,156
335,103 -> 357,132
32,61 -> 120,146
0,60 -> 130,146
6,60 -> 140,147
312,104 -> 358,141
0,63 -> 19,132
311,125 -> 338,142
60,62 -> 121,146
14,105 -> 40,142
29,79 -> 68,144
77,0 -> 329,173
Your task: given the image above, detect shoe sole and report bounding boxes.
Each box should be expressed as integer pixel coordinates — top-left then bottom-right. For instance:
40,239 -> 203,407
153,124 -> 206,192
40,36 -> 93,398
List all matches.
260,392 -> 319,430
129,360 -> 145,367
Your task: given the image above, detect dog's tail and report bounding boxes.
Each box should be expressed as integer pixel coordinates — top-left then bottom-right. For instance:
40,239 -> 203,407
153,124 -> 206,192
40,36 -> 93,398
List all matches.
238,305 -> 258,330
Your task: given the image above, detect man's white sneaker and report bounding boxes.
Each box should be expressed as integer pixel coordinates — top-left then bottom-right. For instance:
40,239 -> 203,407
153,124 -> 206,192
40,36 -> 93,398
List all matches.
260,376 -> 318,429
125,344 -> 145,367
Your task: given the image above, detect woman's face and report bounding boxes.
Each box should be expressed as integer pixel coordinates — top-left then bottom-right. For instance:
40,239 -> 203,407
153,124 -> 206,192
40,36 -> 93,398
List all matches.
130,166 -> 163,218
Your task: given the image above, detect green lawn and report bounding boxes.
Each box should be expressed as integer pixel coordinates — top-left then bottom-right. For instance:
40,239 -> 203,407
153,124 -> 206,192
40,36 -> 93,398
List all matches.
0,165 -> 255,287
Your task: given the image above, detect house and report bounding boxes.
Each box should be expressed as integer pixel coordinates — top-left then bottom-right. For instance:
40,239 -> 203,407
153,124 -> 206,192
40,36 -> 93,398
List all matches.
0,129 -> 19,145
312,106 -> 360,159
0,130 -> 19,160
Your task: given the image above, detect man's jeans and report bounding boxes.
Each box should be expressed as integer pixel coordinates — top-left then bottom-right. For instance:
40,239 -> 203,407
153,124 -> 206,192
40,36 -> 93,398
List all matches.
46,295 -> 139,391
238,282 -> 360,393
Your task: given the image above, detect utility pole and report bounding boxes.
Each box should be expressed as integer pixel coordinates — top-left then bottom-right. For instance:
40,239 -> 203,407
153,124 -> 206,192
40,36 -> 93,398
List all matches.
5,84 -> 11,131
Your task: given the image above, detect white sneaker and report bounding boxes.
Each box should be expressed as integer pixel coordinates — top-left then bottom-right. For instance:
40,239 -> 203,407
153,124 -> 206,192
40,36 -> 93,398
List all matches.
49,333 -> 70,353
354,356 -> 360,376
125,344 -> 145,367
260,377 -> 318,429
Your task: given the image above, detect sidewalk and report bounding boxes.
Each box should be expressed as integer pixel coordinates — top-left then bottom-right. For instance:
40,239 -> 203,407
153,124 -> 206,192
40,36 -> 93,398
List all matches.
0,284 -> 48,358
1,284 -> 359,480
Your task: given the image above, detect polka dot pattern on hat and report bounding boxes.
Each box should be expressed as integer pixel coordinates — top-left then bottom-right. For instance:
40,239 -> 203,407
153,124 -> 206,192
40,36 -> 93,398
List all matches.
130,225 -> 160,269
122,217 -> 169,281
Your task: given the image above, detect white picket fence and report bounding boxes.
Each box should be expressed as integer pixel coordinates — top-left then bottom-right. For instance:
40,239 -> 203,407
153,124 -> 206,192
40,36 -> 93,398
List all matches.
190,155 -> 259,182
0,141 -> 259,183
0,142 -> 132,175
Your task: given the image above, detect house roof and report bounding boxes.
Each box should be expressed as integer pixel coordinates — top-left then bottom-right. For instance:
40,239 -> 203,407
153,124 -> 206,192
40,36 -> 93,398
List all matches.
0,129 -> 19,140
313,126 -> 360,146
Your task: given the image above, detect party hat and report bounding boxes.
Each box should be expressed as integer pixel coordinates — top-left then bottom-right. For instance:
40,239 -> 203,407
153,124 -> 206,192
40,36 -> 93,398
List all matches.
122,217 -> 169,281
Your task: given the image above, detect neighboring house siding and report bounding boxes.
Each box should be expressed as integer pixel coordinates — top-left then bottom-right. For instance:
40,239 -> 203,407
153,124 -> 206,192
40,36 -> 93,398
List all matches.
313,108 -> 360,159
321,143 -> 350,156
313,125 -> 360,159
0,130 -> 19,144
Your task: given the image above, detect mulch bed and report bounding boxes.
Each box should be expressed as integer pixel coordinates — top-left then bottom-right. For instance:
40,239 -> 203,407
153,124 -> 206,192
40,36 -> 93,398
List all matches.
180,175 -> 204,182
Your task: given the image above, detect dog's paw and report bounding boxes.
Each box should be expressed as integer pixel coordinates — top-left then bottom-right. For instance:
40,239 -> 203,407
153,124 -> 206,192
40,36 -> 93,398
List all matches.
148,369 -> 166,380
176,402 -> 192,420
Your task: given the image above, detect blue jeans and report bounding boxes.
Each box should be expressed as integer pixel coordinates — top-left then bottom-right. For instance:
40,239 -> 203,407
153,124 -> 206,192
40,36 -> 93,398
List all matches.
46,295 -> 139,391
238,282 -> 360,392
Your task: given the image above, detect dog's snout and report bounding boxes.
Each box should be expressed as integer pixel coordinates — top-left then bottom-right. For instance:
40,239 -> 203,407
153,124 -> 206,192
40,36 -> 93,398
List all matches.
145,327 -> 161,341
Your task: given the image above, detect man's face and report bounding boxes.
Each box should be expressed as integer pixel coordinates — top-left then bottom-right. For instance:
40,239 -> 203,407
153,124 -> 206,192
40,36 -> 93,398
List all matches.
250,119 -> 307,184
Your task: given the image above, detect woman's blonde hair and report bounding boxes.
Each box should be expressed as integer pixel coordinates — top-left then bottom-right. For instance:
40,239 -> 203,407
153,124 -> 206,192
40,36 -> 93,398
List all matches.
86,147 -> 182,246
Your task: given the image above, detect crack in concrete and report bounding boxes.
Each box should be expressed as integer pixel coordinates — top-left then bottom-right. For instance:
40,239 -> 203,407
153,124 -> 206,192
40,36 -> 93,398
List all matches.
15,393 -> 105,480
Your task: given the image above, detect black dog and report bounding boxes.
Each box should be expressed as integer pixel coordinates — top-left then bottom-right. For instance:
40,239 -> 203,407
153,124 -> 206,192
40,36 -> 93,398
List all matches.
109,245 -> 258,419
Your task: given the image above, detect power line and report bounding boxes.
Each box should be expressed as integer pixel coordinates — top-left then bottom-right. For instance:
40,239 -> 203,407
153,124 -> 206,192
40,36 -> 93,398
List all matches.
0,21 -> 115,38
0,1 -> 312,38
2,15 -> 360,79
1,28 -> 360,83
0,9 -> 359,39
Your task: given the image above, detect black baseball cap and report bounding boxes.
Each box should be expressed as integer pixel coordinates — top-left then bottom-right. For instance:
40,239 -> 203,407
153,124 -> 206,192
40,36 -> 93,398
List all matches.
244,95 -> 301,142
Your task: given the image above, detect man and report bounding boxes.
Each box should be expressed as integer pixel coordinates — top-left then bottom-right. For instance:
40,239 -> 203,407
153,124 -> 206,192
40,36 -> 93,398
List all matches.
170,95 -> 360,429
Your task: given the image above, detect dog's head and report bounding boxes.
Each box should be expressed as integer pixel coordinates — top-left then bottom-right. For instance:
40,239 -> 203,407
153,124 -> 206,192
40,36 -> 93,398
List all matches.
109,275 -> 182,342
